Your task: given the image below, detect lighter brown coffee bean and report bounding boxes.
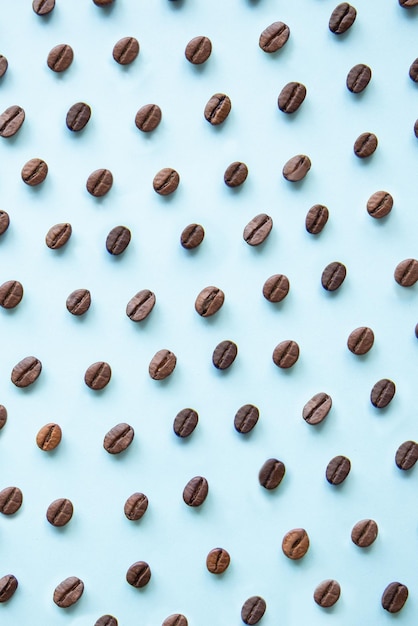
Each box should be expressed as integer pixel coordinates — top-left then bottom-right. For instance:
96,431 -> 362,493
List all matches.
36,423 -> 62,451
183,476 -> 209,507
370,378 -> 396,408
212,340 -> 238,370
354,132 -> 378,158
367,191 -> 393,218
33,0 -> 55,14
0,211 -> 10,235
53,576 -> 84,608
0,105 -> 25,138
351,519 -> 378,547
0,405 -> 7,430
224,162 -> 248,187
47,44 -> 74,72
173,408 -> 198,438
0,280 -> 23,309
0,55 -> 8,78
126,290 -> 156,322
394,258 -> 418,286
305,204 -> 329,234
126,561 -> 151,588
124,492 -> 148,520
66,102 -> 91,132
381,582 -> 408,613
303,392 -> 332,425
314,580 -> 341,607
400,0 -> 418,6
21,158 -> 48,186
11,356 -> 42,388
84,361 -> 111,390
46,223 -> 72,249
47,498 -> 73,527
243,213 -> 273,246
346,64 -> 372,93
162,615 -> 188,626
282,528 -> 309,559
195,286 -> 225,317
135,104 -> 162,132
86,169 -> 113,197
180,224 -> 205,249
259,21 -> 290,52
263,274 -> 290,303
149,349 -> 177,380
0,574 -> 18,603
347,327 -> 374,355
234,404 -> 259,434
185,36 -> 212,64
321,261 -> 346,291
66,289 -> 91,316
0,487 -> 22,515
329,3 -> 357,34
106,225 -> 131,255
283,155 -> 311,182
259,458 -> 285,489
395,440 -> 418,470
272,340 -> 299,368
103,423 -> 134,454
113,37 -> 139,65
204,93 -> 231,125
325,455 -> 351,485
278,82 -> 306,113
206,548 -> 230,574
153,167 -> 180,195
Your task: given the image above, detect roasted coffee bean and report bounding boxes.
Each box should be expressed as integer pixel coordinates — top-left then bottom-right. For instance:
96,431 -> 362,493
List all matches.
185,36 -> 212,64
106,225 -> 131,255
11,356 -> 42,388
173,408 -> 198,438
135,104 -> 162,132
21,158 -> 48,186
66,288 -> 91,316
282,528 -> 310,559
84,361 -> 111,390
93,0 -> 114,5
0,405 -> 7,430
415,323 -> 418,338
241,596 -> 266,625
224,162 -> 248,187
212,340 -> 238,370
351,519 -> 378,547
283,155 -> 311,182
303,392 -> 332,425
400,0 -> 418,6
149,349 -> 177,380
126,561 -> 151,588
0,575 -> 18,603
206,548 -> 230,574
347,326 -> 374,355
0,210 -> 10,235
0,55 -> 8,78
124,492 -> 148,520
326,455 -> 351,485
86,168 -> 113,197
272,340 -> 299,369
278,82 -> 306,113
36,422 -> 62,451
53,576 -> 84,608
195,286 -> 225,317
204,93 -> 231,125
346,63 -> 372,93
0,487 -> 22,515
414,119 -> 418,138
321,261 -> 346,291
126,290 -> 156,322
394,258 -> 418,286
95,616 -> 118,626
329,3 -> 357,34
113,37 -> 139,65
33,0 -> 55,15
47,44 -> 74,72
46,223 -> 72,249
0,280 -> 23,309
409,58 -> 418,82
259,21 -> 290,52
314,580 -> 341,607
259,458 -> 285,490
180,223 -> 205,249
262,274 -> 289,303
153,167 -> 180,195
370,378 -> 395,408
66,102 -> 91,132
103,423 -> 134,454
354,132 -> 378,158
47,498 -> 73,527
381,582 -> 408,613
243,213 -> 273,246
183,476 -> 208,507
395,440 -> 418,470
305,204 -> 329,234
234,404 -> 259,434
0,105 -> 25,138
367,190 -> 393,218
162,614 -> 188,626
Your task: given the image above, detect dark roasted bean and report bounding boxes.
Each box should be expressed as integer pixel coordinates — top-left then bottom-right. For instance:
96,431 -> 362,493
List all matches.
149,349 -> 177,380
153,167 -> 180,195
36,423 -> 62,451
46,223 -> 72,249
262,274 -> 289,303
0,487 -> 22,515
86,169 -> 113,197
0,105 -> 25,138
53,576 -> 84,607
325,455 -> 351,485
303,392 -> 332,425
0,55 -> 8,78
314,580 -> 341,607
305,204 -> 329,234
367,191 -> 393,218
399,0 -> 418,6
0,210 -> 10,235
95,616 -> 118,626
329,3 -> 357,34
0,405 -> 7,430
66,102 -> 91,132
351,519 -> 378,547
243,214 -> 273,246
259,458 -> 285,490
409,58 -> 418,82
212,340 -> 238,370
126,290 -> 156,322
182,476 -> 208,507
185,36 -> 212,64
394,258 -> 418,287
206,548 -> 230,574
46,498 -> 73,527
162,615 -> 188,626
103,423 -> 134,454
259,21 -> 290,52
234,404 -> 259,434
135,104 -> 162,132
11,356 -> 42,388
126,561 -> 151,588
195,286 -> 225,317
180,224 -> 205,249
370,378 -> 395,408
124,493 -> 148,520
381,582 -> 408,613
241,596 -> 266,625
66,289 -> 91,316
395,440 -> 418,470
0,280 -> 23,309
21,158 -> 48,186
47,44 -> 74,72
354,132 -> 378,158
113,37 -> 140,65
204,93 -> 231,125
173,408 -> 198,438
106,225 -> 131,255
0,574 -> 18,603
321,261 -> 346,291
346,64 -> 372,93
84,361 -> 111,390
272,340 -> 299,369
224,162 -> 248,187
347,327 -> 374,355
278,82 -> 306,113
33,0 -> 55,14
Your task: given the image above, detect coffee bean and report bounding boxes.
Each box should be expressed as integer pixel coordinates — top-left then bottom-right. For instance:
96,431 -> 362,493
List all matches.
46,223 -> 72,249
0,405 -> 7,430
149,349 -> 177,380
46,498 -> 73,527
180,223 -> 205,249
0,575 -> 18,603
126,290 -> 156,322
206,547 -> 230,574
66,288 -> 91,316
414,119 -> 418,138
381,582 -> 408,613
282,528 -> 309,559
234,404 -> 259,434
347,326 -> 374,355
282,154 -> 311,182
183,476 -> 208,507
321,261 -> 346,291
351,518 -> 378,547
329,3 -> 357,34
66,102 -> 91,132
212,340 -> 238,370
47,44 -> 74,72
93,0 -> 114,5
366,190 -> 393,218
124,492 -> 148,520
86,168 -> 113,197
370,378 -> 396,408
195,286 -> 225,317
409,58 -> 418,82
325,455 -> 351,485
173,408 -> 198,438
21,158 -> 48,186
33,0 -> 55,14
305,204 -> 329,234
241,596 -> 266,625
346,64 -> 372,93
354,132 -> 378,158
126,561 -> 151,588
400,0 -> 418,6
36,422 -> 62,451
0,105 -> 25,138
53,576 -> 84,608
153,167 -> 180,195
204,93 -> 231,125
103,423 -> 134,454
314,580 -> 341,607
84,361 -> 111,390
0,487 -> 22,515
224,162 -> 248,188
113,37 -> 139,65
272,340 -> 299,369
185,36 -> 212,64
278,82 -> 307,114
243,213 -> 273,246
11,356 -> 42,388
395,440 -> 418,470
106,225 -> 131,255
415,323 -> 418,338
262,274 -> 289,303
394,258 -> 418,287
259,21 -> 290,52
0,210 -> 10,235
0,55 -> 8,78
0,280 -> 23,309
135,104 -> 162,132
303,392 -> 332,425
259,458 -> 285,490
95,616 -> 118,626
162,614 -> 188,626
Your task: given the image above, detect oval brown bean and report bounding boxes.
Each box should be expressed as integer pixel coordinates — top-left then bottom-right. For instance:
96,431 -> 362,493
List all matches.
0,405 -> 7,430
185,36 -> 212,64
346,64 -> 372,93
395,440 -> 418,470
381,582 -> 408,613
46,498 -> 73,527
86,169 -> 113,197
329,3 -> 357,34
113,37 -> 139,65
36,423 -> 62,451
163,615 -> 188,626
0,487 -> 22,515
272,340 -> 299,369
135,104 -> 162,132
47,44 -> 74,72
206,548 -> 230,574
0,105 -> 25,138
153,168 -> 180,195
325,455 -> 351,485
234,404 -> 259,434
106,225 -> 131,255
183,476 -> 208,507
46,223 -> 72,249
278,82 -> 306,113
0,574 -> 18,603
370,378 -> 395,408
124,492 -> 148,521
204,93 -> 231,125
314,580 -> 341,607
224,161 -> 248,188
282,528 -> 310,559
195,286 -> 225,317
103,423 -> 134,454
303,392 -> 332,425
394,258 -> 418,287
11,356 -> 42,388
126,561 -> 151,588
367,191 -> 393,218
126,290 -> 156,322
0,55 -> 8,78
347,327 -> 374,355
259,21 -> 290,52
243,214 -> 273,246
305,204 -> 329,234
173,408 -> 198,438
354,132 -> 378,158
351,519 -> 378,547
0,280 -> 23,309
53,576 -> 84,608
282,155 -> 311,182
66,102 -> 91,132
241,596 -> 266,625
66,289 -> 91,316
149,349 -> 177,380
21,158 -> 48,186
33,0 -> 55,15
212,340 -> 238,370
321,261 -> 346,291
84,361 -> 111,390
259,458 -> 285,490
180,224 -> 205,249
263,274 -> 290,303
0,210 -> 10,235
